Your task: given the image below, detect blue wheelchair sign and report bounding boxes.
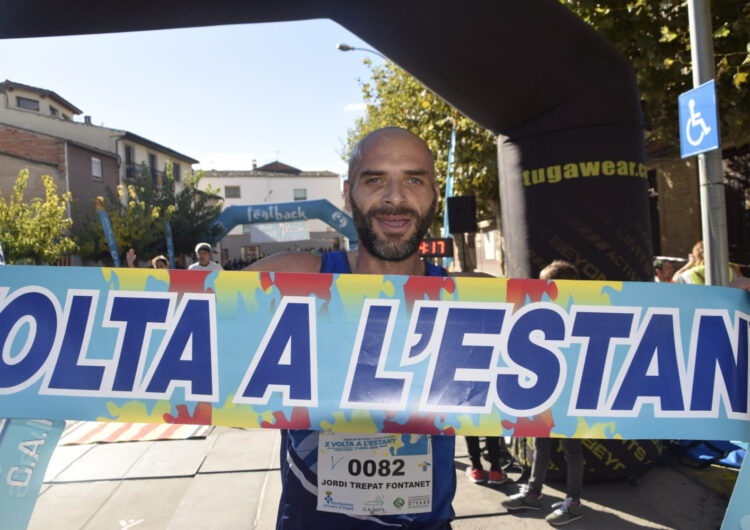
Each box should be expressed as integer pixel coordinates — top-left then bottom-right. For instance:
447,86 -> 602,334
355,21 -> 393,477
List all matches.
679,80 -> 720,158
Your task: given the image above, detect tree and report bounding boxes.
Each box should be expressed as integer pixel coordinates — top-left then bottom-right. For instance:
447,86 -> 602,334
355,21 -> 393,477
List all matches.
74,162 -> 223,264
0,169 -> 76,264
565,0 -> 750,149
158,162 -> 223,258
345,60 -> 500,227
74,164 -> 166,264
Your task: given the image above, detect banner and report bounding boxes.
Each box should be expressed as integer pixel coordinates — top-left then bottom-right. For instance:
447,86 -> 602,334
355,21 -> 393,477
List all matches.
0,418 -> 65,530
94,198 -> 120,268
165,220 -> 176,269
0,265 -> 748,441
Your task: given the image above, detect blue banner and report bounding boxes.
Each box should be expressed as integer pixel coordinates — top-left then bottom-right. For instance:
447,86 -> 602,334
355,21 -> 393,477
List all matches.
0,266 -> 748,441
96,205 -> 120,267
0,418 -> 65,530
165,221 -> 175,269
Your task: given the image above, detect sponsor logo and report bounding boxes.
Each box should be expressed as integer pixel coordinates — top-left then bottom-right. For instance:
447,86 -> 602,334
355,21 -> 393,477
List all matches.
393,497 -> 405,509
408,495 -> 431,508
363,495 -> 385,514
322,491 -> 354,512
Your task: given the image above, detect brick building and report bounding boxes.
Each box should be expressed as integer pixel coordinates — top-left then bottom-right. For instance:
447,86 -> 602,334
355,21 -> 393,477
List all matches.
0,80 -> 199,264
0,124 -> 118,215
647,143 -> 750,270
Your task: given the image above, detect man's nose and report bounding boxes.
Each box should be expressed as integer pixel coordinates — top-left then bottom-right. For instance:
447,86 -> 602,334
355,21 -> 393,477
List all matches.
382,180 -> 406,205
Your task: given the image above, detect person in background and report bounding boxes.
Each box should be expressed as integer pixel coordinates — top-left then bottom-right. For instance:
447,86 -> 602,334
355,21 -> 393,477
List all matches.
501,259 -> 585,526
151,255 -> 169,269
653,258 -> 675,282
189,242 -> 223,271
126,249 -> 169,269
465,436 -> 509,486
673,241 -> 744,284
126,248 -> 137,268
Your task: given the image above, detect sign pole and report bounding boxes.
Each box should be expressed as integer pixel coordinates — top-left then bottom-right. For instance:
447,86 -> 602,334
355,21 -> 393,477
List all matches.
687,0 -> 729,286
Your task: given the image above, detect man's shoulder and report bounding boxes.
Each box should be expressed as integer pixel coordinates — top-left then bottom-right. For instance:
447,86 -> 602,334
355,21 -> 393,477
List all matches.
244,251 -> 323,273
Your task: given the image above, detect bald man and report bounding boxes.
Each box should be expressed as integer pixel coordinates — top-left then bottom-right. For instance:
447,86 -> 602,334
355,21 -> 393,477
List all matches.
246,128 -> 456,529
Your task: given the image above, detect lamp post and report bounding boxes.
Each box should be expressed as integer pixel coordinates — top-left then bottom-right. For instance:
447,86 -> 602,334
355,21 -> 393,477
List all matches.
336,43 -> 386,60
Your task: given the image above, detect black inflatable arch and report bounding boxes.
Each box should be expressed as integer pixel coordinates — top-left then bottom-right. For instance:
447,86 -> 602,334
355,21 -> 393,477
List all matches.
0,0 -> 652,281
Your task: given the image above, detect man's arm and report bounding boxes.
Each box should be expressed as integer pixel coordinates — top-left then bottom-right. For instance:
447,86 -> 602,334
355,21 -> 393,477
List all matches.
243,251 -> 322,273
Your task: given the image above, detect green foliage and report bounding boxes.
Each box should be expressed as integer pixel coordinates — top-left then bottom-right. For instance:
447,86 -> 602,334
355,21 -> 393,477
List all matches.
161,162 -> 223,257
73,162 -> 223,265
565,0 -> 750,149
345,60 -> 499,225
0,169 -> 76,264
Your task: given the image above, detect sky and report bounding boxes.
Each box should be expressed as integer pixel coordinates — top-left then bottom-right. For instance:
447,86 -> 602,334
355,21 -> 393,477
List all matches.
0,19 -> 386,175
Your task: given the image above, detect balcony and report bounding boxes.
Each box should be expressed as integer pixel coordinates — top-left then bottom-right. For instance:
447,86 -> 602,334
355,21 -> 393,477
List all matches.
124,163 -> 165,185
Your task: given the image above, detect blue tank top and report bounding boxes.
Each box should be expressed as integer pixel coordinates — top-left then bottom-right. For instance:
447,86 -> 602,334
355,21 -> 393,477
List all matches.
276,252 -> 455,529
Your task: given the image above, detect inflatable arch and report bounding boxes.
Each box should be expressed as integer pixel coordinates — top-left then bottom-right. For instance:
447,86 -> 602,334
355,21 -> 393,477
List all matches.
208,199 -> 358,247
1,1 -> 652,281
0,0 -> 652,281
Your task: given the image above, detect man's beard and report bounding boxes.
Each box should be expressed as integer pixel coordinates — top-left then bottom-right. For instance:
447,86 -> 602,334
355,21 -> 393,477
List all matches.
350,192 -> 436,262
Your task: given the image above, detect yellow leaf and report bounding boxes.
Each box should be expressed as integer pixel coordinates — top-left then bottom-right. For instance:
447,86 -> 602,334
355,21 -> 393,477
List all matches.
734,71 -> 749,89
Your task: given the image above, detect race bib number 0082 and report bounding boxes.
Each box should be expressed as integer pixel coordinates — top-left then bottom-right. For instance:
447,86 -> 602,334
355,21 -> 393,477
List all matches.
317,433 -> 433,516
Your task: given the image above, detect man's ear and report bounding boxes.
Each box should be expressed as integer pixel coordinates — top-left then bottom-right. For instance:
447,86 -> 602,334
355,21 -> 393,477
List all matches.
433,182 -> 440,213
343,179 -> 352,212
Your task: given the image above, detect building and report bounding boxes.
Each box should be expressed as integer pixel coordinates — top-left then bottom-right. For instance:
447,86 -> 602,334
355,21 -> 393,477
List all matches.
0,80 -> 199,264
200,161 -> 345,264
0,124 -> 119,219
0,80 -> 198,196
647,143 -> 750,272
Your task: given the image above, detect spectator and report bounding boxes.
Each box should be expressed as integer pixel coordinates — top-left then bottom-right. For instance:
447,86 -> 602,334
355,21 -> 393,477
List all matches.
501,259 -> 585,526
465,436 -> 510,485
673,241 -> 744,284
126,249 -> 169,269
151,255 -> 169,269
188,242 -> 223,271
653,257 -> 675,282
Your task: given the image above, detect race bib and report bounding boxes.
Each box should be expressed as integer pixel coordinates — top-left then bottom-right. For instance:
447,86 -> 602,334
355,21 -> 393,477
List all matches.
317,433 -> 433,516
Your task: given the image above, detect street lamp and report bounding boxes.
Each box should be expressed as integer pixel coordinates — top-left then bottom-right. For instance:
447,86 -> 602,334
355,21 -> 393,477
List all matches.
336,43 -> 386,60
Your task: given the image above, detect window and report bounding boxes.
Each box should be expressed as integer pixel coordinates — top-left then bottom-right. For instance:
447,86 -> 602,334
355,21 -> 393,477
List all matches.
16,96 -> 39,111
91,157 -> 103,181
242,246 -> 260,261
225,186 -> 241,198
293,188 -> 307,201
148,153 -> 157,185
50,107 -> 58,117
173,163 -> 181,182
125,145 -> 135,179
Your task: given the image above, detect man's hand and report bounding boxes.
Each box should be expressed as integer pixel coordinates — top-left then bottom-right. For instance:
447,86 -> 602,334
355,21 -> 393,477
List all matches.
126,248 -> 136,268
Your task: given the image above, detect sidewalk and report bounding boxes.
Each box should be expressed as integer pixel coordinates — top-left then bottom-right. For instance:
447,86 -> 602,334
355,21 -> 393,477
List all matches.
28,428 -> 730,529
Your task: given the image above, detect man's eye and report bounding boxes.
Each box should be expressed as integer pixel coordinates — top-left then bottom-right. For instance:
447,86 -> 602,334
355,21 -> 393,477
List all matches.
365,177 -> 381,184
408,177 -> 424,185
